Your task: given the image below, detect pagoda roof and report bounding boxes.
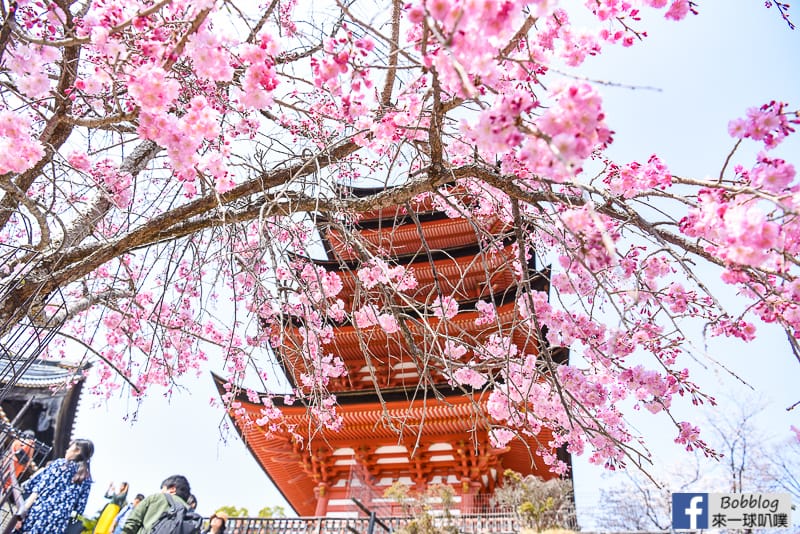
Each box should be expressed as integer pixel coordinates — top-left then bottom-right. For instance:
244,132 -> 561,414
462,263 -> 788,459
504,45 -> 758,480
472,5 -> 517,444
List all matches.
320,215 -> 511,263
329,182 -> 499,226
273,296 -> 545,393
329,183 -> 446,223
310,240 -> 523,311
0,357 -> 85,389
213,374 -> 558,516
312,231 -> 515,271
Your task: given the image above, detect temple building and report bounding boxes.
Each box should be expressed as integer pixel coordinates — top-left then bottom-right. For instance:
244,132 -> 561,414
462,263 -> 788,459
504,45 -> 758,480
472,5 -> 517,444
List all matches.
0,358 -> 87,460
0,358 -> 87,517
217,186 -> 570,517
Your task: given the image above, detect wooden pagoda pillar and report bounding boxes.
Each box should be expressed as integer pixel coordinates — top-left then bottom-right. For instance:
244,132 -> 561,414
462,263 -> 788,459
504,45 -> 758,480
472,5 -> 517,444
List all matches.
314,482 -> 330,516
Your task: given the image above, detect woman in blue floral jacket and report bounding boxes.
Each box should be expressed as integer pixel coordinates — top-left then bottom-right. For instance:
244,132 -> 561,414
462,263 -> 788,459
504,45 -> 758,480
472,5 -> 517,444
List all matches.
21,439 -> 94,534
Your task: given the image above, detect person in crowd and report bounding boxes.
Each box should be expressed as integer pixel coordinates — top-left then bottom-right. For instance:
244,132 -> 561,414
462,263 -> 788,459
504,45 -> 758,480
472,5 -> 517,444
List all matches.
19,438 -> 94,534
94,481 -> 129,534
110,493 -> 144,534
120,474 -> 191,534
202,511 -> 228,534
2,429 -> 35,489
186,494 -> 198,510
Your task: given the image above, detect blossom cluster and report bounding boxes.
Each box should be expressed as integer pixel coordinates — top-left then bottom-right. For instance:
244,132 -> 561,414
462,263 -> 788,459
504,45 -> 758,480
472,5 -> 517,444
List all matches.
0,110 -> 45,175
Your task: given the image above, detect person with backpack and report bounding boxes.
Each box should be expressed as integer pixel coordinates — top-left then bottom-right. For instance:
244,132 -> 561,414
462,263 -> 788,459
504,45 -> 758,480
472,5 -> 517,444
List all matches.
119,475 -> 202,534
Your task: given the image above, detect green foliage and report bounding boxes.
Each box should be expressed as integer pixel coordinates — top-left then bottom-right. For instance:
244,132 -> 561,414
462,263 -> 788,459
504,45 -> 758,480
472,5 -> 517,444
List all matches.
396,513 -> 459,534
493,470 -> 574,531
518,496 -> 556,530
257,505 -> 285,518
215,505 -> 249,517
76,514 -> 97,534
384,482 -> 459,534
520,529 -> 578,534
214,504 -> 285,518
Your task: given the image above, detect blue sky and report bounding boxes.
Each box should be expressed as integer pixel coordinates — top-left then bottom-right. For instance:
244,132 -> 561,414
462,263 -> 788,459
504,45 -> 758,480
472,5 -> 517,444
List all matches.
74,0 -> 800,523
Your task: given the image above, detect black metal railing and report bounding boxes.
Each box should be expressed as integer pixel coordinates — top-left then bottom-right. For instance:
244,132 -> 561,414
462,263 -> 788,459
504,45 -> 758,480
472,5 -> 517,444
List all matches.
0,245 -> 67,403
0,423 -> 52,533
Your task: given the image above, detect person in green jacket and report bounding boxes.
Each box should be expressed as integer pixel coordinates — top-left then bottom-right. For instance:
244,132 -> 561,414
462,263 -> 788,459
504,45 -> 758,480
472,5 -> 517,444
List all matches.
120,475 -> 192,534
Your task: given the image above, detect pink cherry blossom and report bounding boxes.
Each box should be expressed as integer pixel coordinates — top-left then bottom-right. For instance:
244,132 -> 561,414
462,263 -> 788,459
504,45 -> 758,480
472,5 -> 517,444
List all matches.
475,300 -> 497,325
377,313 -> 399,334
186,27 -> 235,82
727,101 -> 794,149
127,64 -> 181,113
748,153 -> 796,193
0,110 -> 45,174
453,366 -> 488,389
664,0 -> 691,20
5,43 -> 59,99
432,295 -> 459,320
442,339 -> 468,360
489,428 -> 516,449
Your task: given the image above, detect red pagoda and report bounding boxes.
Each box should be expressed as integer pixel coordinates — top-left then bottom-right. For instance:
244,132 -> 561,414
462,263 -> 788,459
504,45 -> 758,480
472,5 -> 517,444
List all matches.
217,186 -> 570,517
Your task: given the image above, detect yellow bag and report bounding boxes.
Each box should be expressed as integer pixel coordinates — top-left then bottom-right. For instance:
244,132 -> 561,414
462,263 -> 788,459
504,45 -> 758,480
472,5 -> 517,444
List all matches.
93,503 -> 121,534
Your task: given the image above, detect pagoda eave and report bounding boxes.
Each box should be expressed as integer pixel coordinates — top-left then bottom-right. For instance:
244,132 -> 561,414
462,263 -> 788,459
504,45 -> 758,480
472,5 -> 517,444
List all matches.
321,215 -> 512,262
215,374 -> 557,516
272,297 -> 545,392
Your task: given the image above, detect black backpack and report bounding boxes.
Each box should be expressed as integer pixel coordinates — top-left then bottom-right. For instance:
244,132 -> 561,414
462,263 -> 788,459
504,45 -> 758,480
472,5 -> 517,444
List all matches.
148,493 -> 203,534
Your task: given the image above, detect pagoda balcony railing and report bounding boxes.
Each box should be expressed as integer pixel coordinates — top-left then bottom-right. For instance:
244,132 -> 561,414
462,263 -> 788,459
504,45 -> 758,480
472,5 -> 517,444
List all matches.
344,495 -> 577,519
345,490 -> 577,526
218,513 -> 523,534
341,465 -> 578,531
218,508 -> 578,534
220,520 -> 671,534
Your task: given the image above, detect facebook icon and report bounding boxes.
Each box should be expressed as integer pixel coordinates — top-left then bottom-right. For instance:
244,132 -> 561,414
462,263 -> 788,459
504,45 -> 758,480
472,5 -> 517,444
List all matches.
672,493 -> 709,529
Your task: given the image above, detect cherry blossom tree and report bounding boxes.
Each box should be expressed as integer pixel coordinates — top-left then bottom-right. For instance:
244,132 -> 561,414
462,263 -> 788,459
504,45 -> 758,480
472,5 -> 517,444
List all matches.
0,0 -> 797,475
595,402 -> 800,531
